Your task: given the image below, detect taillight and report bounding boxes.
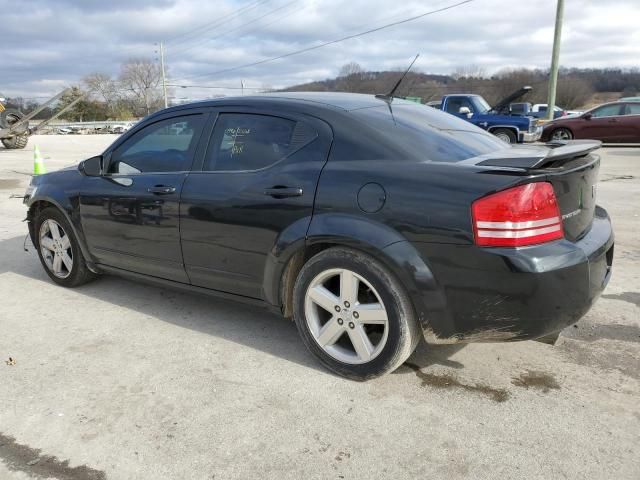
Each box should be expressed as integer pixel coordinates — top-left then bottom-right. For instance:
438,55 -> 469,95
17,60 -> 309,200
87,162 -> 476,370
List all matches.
472,182 -> 563,247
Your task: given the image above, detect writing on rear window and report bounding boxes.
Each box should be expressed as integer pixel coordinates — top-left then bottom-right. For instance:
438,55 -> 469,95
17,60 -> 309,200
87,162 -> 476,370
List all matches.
222,127 -> 252,156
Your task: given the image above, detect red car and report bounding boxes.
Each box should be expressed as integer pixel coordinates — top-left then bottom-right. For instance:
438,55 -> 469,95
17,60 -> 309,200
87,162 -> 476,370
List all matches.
542,101 -> 640,143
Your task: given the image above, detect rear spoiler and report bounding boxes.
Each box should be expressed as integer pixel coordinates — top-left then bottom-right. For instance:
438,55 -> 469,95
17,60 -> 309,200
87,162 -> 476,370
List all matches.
474,140 -> 602,170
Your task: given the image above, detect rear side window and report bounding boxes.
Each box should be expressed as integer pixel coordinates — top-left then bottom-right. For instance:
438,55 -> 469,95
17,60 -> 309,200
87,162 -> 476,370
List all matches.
109,114 -> 204,174
348,104 -> 508,163
204,114 -> 297,171
624,103 -> 640,115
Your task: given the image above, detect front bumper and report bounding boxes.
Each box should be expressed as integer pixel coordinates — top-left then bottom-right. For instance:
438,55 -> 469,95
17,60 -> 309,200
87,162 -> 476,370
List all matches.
520,125 -> 544,143
412,206 -> 614,343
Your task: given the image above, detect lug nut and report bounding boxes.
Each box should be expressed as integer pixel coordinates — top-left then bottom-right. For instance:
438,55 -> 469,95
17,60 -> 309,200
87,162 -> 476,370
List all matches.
334,305 -> 341,312
353,311 -> 359,319
337,318 -> 343,325
348,322 -> 355,329
344,301 -> 350,308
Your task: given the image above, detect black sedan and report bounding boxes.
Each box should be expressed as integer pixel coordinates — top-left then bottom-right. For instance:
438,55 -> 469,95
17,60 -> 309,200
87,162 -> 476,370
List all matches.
24,93 -> 613,380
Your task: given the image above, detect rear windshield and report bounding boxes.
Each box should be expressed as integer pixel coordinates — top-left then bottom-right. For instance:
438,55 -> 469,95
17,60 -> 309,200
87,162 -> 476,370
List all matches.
349,103 -> 508,163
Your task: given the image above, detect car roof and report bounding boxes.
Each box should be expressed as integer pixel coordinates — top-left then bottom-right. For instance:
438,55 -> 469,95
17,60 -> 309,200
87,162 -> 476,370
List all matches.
164,92 -> 419,113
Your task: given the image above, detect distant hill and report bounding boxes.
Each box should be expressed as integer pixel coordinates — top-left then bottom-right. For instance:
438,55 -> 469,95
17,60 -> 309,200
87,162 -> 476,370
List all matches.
281,66 -> 640,110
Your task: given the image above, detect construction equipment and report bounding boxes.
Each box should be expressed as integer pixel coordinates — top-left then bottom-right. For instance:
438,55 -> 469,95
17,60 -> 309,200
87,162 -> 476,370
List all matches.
0,89 -> 86,150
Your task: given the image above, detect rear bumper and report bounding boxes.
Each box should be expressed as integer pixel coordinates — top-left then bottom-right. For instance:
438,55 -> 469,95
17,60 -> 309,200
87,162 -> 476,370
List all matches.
410,206 -> 613,343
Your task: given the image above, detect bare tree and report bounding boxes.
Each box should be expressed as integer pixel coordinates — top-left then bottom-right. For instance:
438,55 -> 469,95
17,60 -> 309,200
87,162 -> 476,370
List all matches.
451,65 -> 486,81
337,62 -> 365,92
555,77 -> 593,109
451,65 -> 486,94
83,72 -> 120,117
119,58 -> 163,116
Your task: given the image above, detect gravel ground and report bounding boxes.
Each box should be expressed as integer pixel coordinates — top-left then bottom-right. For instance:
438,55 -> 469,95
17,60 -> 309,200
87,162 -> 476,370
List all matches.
0,135 -> 639,480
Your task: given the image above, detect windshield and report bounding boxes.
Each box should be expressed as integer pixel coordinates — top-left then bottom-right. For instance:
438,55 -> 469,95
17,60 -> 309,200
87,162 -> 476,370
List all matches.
472,96 -> 491,114
348,103 -> 508,163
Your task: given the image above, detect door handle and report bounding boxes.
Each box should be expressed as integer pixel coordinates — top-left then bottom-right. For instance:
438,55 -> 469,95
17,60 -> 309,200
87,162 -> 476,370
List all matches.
148,185 -> 176,195
263,186 -> 303,198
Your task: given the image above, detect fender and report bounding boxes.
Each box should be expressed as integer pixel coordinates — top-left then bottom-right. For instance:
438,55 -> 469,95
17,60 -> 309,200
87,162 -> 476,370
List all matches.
26,188 -> 97,269
487,124 -> 520,135
264,212 -> 449,331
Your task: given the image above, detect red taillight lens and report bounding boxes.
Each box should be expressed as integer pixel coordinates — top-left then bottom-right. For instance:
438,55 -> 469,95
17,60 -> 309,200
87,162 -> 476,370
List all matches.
472,182 -> 564,247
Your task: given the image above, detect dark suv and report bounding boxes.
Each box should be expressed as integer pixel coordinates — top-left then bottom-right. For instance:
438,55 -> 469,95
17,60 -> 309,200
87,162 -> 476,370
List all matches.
25,93 -> 613,379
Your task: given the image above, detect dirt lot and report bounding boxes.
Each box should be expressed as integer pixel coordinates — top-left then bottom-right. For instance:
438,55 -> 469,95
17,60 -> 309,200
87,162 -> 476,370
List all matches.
1,135 -> 639,480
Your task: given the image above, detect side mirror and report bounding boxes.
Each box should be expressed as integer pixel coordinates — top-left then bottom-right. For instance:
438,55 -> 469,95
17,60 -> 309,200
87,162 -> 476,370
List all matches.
458,106 -> 473,118
582,112 -> 592,120
79,155 -> 103,176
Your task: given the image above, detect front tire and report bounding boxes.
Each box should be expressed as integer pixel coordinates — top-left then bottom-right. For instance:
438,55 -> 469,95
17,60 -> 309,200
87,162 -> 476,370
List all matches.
34,207 -> 96,287
492,128 -> 517,144
293,247 -> 420,380
550,127 -> 573,141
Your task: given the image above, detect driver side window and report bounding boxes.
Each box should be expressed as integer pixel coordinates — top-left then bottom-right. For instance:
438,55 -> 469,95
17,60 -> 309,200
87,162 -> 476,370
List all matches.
109,114 -> 204,174
445,98 -> 473,114
591,104 -> 622,118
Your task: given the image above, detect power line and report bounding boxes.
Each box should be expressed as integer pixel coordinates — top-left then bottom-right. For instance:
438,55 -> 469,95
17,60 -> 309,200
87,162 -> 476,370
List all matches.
176,0 -> 474,82
169,0 -> 298,56
167,83 -> 265,90
165,0 -> 271,47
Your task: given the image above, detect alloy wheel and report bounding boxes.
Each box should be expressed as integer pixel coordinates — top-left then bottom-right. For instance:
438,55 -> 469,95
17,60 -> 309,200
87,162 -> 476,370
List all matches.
495,132 -> 512,143
551,129 -> 572,141
304,268 -> 389,364
39,219 -> 73,279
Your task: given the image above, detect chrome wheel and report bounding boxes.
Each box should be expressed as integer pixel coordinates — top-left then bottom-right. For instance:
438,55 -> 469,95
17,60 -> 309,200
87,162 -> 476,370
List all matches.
39,219 -> 73,279
495,132 -> 512,143
304,268 -> 389,364
551,128 -> 572,141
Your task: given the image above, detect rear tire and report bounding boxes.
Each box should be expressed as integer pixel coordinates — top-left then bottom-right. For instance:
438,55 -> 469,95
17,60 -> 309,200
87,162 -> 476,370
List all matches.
34,207 -> 97,287
1,108 -> 29,149
492,128 -> 517,144
550,127 -> 573,141
293,247 -> 420,380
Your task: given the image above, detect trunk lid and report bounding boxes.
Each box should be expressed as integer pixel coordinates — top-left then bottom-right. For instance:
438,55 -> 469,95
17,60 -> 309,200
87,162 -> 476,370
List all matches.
465,140 -> 602,242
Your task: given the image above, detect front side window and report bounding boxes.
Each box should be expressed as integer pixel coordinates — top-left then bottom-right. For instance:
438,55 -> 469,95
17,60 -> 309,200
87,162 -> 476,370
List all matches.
591,104 -> 622,118
204,114 -> 296,171
445,98 -> 474,114
109,114 -> 204,174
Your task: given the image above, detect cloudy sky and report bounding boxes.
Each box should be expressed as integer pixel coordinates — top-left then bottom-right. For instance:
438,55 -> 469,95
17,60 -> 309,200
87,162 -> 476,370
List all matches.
2,0 -> 639,101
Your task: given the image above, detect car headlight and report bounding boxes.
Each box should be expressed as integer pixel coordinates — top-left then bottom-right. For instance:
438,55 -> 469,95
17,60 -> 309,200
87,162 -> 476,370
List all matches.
24,177 -> 37,199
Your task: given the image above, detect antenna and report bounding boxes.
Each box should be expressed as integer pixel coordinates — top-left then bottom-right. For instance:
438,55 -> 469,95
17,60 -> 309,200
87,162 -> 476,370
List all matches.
376,54 -> 420,102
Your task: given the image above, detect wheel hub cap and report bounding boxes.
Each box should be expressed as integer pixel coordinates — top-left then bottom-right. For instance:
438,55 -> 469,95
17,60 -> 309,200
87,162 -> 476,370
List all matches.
304,268 -> 389,365
39,219 -> 73,279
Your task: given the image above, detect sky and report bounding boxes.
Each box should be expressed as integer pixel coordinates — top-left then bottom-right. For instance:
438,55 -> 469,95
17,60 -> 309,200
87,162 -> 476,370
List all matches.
2,0 -> 639,102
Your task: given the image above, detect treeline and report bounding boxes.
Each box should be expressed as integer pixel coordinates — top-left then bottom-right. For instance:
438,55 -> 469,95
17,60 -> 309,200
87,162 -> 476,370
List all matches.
284,64 -> 640,109
4,58 -> 165,122
5,63 -> 639,120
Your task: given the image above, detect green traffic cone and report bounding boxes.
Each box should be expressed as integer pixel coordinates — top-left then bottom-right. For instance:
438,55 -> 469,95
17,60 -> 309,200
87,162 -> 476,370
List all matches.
33,145 -> 47,175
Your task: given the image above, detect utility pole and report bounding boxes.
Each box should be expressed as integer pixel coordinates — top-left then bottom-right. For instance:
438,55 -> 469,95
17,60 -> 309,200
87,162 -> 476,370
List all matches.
546,0 -> 564,121
160,41 -> 168,109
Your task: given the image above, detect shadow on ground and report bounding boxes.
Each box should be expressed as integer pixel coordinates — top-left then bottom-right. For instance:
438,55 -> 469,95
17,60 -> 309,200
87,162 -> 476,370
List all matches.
0,235 -> 465,376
